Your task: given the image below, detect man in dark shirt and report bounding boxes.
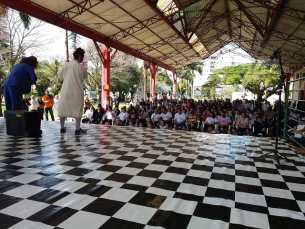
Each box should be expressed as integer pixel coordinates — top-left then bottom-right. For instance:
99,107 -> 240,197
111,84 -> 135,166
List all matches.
114,96 -> 119,107
92,105 -> 104,124
253,116 -> 267,137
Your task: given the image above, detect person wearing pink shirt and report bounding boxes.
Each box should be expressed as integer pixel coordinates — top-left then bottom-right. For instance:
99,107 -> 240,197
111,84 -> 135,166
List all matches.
218,111 -> 231,133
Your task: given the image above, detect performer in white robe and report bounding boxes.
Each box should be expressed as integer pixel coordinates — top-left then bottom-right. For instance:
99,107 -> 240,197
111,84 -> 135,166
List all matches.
58,48 -> 88,135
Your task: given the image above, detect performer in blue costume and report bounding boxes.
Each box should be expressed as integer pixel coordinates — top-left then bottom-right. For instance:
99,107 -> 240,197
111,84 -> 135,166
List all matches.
2,56 -> 38,110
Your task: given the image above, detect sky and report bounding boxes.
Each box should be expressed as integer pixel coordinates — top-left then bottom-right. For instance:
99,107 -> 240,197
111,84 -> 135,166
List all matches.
26,19 -> 90,61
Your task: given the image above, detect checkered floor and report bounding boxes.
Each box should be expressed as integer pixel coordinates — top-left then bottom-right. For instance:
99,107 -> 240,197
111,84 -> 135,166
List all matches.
0,118 -> 305,229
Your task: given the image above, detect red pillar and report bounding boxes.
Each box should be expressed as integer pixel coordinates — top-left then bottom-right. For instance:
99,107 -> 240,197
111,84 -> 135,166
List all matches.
173,71 -> 177,99
102,44 -> 110,105
150,64 -> 156,101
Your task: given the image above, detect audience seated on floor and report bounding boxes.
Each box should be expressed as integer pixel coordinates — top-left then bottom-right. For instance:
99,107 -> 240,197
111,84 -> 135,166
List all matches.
78,95 -> 298,137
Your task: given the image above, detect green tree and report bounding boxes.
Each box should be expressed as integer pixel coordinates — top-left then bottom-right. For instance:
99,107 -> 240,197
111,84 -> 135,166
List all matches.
110,52 -> 141,101
0,6 -> 31,29
187,61 -> 203,98
142,61 -> 150,98
69,32 -> 81,50
176,67 -> 193,98
201,62 -> 280,100
84,41 -> 102,101
156,69 -> 172,87
41,59 -> 63,96
35,63 -> 51,96
0,10 -> 48,116
241,63 -> 280,100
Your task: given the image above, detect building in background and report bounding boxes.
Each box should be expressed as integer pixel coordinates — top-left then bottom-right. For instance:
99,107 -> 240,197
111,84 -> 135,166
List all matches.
193,43 -> 255,92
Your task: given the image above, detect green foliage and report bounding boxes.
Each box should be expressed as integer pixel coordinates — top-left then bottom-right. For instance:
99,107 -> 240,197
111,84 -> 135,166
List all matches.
201,62 -> 280,100
39,59 -> 63,96
176,61 -> 203,98
241,62 -> 280,100
111,65 -> 142,101
156,69 -> 172,87
84,41 -> 102,95
35,65 -> 50,96
18,12 -> 31,29
110,51 -> 142,101
69,32 -> 81,50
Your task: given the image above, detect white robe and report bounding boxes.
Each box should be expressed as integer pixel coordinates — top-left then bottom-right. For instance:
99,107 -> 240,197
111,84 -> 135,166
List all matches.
57,60 -> 87,118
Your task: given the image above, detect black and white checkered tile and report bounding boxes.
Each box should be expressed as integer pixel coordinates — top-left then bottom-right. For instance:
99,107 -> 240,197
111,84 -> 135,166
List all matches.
0,118 -> 305,229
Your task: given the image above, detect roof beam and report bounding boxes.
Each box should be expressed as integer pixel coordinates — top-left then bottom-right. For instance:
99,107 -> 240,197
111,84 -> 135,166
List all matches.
0,0 -> 176,71
110,16 -> 161,41
240,0 -> 277,11
261,0 -> 285,47
109,0 -> 189,61
59,0 -> 104,21
143,0 -> 200,56
163,0 -> 202,17
187,0 -> 219,41
232,0 -> 265,37
225,0 -> 232,39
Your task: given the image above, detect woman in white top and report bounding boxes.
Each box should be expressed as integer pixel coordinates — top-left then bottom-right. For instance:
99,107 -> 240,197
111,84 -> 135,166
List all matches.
53,95 -> 59,120
102,106 -> 116,124
237,112 -> 249,133
205,112 -> 218,127
30,95 -> 39,111
82,105 -> 94,123
159,120 -> 166,130
151,109 -> 161,124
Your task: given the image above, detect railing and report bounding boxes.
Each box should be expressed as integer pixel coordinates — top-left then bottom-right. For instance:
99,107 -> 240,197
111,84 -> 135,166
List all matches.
284,76 -> 305,149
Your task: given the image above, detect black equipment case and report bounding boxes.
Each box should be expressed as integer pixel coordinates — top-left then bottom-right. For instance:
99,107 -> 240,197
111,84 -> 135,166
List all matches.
4,110 -> 42,137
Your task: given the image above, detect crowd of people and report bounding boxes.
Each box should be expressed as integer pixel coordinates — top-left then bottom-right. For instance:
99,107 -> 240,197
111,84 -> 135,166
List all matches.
21,91 -> 60,121
81,94 -> 305,138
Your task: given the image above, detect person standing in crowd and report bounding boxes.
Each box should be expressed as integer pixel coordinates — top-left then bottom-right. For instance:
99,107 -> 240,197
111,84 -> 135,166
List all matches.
22,94 -> 31,110
114,96 -> 119,107
30,95 -> 39,111
53,95 -> 59,120
3,56 -> 38,110
167,91 -> 171,100
43,91 -> 55,121
103,96 -> 110,109
37,97 -> 44,119
109,96 -> 114,107
84,96 -> 91,114
57,48 -> 88,135
262,100 -> 270,111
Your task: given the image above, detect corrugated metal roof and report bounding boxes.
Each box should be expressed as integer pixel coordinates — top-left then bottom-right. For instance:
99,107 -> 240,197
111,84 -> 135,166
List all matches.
3,0 -> 305,70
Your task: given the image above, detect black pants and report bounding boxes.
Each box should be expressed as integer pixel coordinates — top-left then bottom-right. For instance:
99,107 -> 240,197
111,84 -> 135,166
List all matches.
102,119 -> 112,125
92,119 -> 101,124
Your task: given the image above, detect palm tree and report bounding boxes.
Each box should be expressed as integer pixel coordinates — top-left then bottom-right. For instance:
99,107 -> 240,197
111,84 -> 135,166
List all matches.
142,60 -> 150,99
0,6 -> 31,29
188,61 -> 203,98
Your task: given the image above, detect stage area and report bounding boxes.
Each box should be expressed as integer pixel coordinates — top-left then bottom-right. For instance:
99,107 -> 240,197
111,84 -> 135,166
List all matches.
0,119 -> 305,229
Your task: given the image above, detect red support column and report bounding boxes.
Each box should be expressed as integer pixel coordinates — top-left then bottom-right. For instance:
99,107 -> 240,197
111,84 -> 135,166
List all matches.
102,44 -> 110,106
150,64 -> 156,101
173,71 -> 177,99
